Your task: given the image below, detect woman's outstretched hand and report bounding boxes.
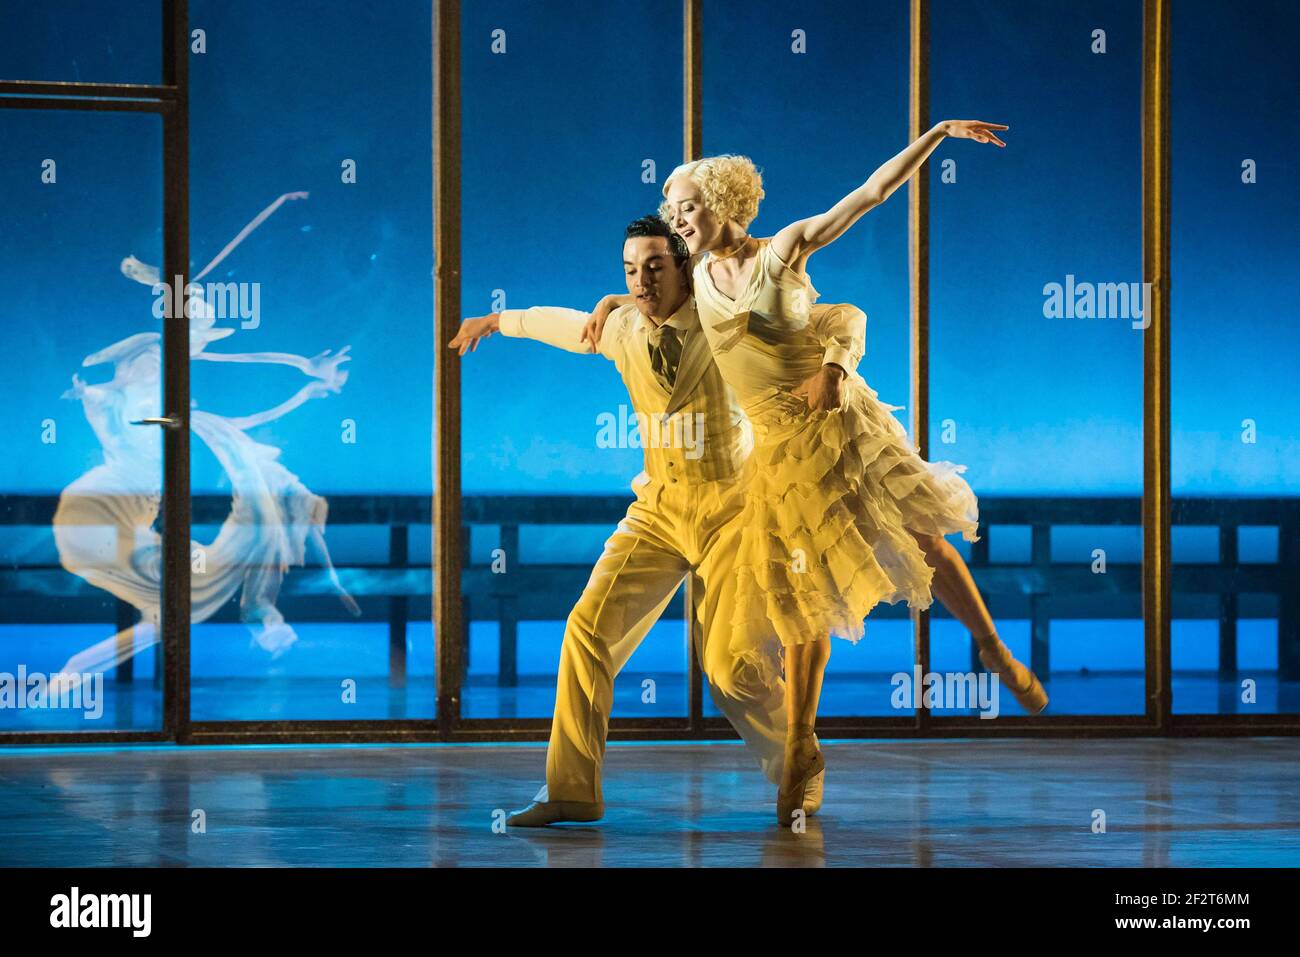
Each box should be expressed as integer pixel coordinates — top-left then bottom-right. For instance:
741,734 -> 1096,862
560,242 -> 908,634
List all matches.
792,364 -> 846,413
940,120 -> 1008,147
448,313 -> 501,355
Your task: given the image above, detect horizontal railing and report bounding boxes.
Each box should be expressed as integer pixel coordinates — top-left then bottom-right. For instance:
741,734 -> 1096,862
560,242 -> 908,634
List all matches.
2,494 -> 1297,684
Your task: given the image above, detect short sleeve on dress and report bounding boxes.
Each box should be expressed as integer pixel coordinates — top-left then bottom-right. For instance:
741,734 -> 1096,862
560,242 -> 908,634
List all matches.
757,240 -> 820,330
763,240 -> 821,303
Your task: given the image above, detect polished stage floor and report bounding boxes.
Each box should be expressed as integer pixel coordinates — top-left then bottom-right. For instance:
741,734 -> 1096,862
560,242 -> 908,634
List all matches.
1,738 -> 1297,867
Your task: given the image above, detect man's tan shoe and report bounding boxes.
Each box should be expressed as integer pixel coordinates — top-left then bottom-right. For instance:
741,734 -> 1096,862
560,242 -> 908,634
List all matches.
506,799 -> 604,827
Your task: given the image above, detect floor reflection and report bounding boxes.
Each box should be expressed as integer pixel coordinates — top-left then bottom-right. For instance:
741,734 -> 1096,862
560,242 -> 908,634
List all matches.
2,738 -> 1296,867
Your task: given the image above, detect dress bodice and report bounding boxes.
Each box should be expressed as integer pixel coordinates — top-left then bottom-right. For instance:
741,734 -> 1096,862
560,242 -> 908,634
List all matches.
692,239 -> 834,428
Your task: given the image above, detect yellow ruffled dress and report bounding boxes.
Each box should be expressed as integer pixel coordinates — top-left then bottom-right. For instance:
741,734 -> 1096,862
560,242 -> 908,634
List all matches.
692,240 -> 980,679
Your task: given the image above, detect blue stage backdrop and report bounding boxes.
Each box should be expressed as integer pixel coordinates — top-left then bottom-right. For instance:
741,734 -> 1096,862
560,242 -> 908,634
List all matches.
0,0 -> 1296,727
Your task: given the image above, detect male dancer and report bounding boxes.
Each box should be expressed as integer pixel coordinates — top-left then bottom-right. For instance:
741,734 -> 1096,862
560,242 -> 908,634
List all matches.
450,216 -> 850,825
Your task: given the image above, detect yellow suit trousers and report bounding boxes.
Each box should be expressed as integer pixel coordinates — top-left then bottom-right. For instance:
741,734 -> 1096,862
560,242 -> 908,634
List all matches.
546,464 -> 788,803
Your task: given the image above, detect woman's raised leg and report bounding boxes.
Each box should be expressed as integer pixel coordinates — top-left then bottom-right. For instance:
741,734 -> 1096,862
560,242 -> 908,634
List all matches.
907,528 -> 1048,713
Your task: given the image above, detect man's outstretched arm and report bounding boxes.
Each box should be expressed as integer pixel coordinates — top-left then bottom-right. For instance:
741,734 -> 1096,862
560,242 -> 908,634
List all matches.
449,307 -> 617,358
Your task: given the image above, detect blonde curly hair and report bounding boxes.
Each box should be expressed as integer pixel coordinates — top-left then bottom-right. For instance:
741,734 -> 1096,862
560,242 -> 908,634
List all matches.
659,154 -> 765,230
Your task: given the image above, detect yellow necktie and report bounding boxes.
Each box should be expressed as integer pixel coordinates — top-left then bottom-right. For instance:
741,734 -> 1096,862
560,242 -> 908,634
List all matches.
647,324 -> 682,392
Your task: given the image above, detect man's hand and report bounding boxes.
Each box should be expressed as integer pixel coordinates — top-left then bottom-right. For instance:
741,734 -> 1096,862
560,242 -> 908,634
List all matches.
791,363 -> 846,412
580,294 -> 632,351
448,313 -> 501,356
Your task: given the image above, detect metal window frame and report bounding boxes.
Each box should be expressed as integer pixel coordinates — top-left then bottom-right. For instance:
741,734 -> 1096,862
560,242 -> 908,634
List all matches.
2,0 -> 1295,748
0,0 -> 189,746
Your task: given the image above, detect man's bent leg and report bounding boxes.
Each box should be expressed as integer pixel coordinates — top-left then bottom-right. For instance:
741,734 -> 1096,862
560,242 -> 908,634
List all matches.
690,565 -> 789,786
687,470 -> 791,786
688,472 -> 825,814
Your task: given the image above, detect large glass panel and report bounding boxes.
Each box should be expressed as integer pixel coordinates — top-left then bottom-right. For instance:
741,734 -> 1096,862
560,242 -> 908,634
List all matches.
0,1 -> 161,85
460,2 -> 686,719
931,0 -> 1145,716
1171,0 -> 1300,714
703,0 -> 914,717
186,1 -> 434,720
0,109 -> 164,731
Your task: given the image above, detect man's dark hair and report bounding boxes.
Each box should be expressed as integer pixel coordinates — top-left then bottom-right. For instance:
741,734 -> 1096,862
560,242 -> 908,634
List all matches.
625,215 -> 689,267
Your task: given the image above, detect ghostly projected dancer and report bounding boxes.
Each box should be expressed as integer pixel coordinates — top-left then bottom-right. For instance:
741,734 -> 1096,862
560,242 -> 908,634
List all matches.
51,192 -> 358,692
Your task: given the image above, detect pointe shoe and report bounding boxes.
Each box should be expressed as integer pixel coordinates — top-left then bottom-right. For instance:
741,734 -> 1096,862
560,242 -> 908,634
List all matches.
506,799 -> 604,828
802,768 -> 825,816
977,636 -> 1049,714
777,746 -> 826,827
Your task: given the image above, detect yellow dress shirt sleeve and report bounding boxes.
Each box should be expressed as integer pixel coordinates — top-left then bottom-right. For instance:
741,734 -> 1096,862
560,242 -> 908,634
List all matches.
497,306 -> 599,356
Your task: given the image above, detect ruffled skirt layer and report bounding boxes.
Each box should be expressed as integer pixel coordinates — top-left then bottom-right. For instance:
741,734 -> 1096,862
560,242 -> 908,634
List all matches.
730,378 -> 980,680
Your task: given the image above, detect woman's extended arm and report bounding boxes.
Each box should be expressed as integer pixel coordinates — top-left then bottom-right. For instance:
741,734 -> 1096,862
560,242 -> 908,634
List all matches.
771,119 -> 1007,267
580,294 -> 634,351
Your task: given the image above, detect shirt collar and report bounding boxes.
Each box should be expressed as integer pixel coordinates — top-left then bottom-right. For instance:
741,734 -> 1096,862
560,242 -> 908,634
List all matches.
636,296 -> 698,336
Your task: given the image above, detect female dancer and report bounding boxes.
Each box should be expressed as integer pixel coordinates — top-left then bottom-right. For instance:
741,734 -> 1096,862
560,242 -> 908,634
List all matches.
590,120 -> 1046,824
50,193 -> 357,692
